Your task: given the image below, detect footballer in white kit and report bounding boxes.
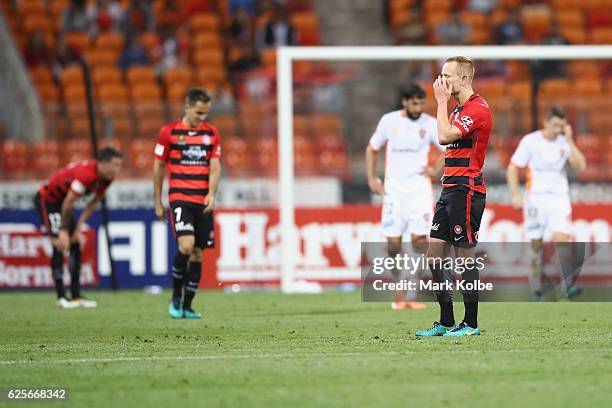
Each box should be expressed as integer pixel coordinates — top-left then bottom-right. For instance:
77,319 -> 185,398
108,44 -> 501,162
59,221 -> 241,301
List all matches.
366,84 -> 444,310
507,107 -> 587,300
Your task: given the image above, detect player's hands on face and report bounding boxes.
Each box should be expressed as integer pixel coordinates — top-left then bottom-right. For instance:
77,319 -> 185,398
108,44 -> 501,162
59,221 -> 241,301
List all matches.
368,177 -> 384,195
57,230 -> 70,252
433,76 -> 452,103
562,123 -> 573,140
203,194 -> 215,213
511,194 -> 523,210
155,202 -> 167,221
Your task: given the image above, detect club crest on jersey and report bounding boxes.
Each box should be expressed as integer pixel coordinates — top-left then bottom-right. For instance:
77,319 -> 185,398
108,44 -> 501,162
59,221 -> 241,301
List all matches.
183,146 -> 207,160
178,135 -> 186,144
454,225 -> 463,234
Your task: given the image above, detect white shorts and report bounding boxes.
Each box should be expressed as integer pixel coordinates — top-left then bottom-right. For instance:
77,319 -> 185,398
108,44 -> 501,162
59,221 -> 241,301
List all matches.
524,193 -> 572,240
381,181 -> 434,238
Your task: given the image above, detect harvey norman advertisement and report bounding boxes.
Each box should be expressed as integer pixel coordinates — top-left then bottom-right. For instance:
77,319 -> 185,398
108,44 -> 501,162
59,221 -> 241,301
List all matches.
0,182 -> 610,290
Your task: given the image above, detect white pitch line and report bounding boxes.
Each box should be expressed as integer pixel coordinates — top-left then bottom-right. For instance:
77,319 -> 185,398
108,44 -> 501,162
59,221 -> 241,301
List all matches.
1,348 -> 605,366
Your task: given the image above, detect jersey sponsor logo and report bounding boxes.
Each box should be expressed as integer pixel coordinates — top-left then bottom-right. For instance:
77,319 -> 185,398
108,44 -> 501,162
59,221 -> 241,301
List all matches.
453,225 -> 463,234
154,144 -> 165,156
183,146 -> 208,161
455,115 -> 473,132
460,116 -> 473,127
174,221 -> 194,232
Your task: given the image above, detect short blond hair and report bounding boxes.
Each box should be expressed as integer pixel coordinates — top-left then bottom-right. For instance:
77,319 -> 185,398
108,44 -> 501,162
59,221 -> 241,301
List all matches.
445,56 -> 475,81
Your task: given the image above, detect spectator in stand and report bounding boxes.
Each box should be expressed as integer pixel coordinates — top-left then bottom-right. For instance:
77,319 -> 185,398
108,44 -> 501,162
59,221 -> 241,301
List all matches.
156,0 -> 181,30
229,0 -> 257,15
62,0 -> 89,33
181,0 -> 213,19
229,44 -> 261,74
229,7 -> 256,47
121,0 -> 155,41
436,10 -> 470,45
535,20 -> 569,79
495,9 -> 525,45
118,36 -> 149,71
86,0 -> 123,38
152,24 -> 188,74
25,29 -> 53,68
52,34 -> 81,79
468,0 -> 497,14
259,5 -> 296,48
395,7 -> 427,45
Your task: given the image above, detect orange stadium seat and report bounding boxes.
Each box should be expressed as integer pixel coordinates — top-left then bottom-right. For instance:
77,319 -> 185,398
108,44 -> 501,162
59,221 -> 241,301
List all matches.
98,84 -> 130,118
313,114 -> 342,136
293,115 -> 311,135
193,48 -> 225,67
190,13 -> 220,33
568,61 -> 601,79
107,117 -> 135,139
1,140 -> 29,178
62,138 -> 92,164
32,139 -> 60,176
555,11 -> 584,28
62,84 -> 88,119
29,66 -> 53,85
59,66 -> 84,87
551,0 -> 583,11
390,9 -> 411,30
591,28 -> 612,44
588,113 -> 612,135
211,115 -> 239,137
126,66 -> 157,87
23,15 -> 52,35
136,117 -> 165,136
261,48 -> 277,67
95,33 -> 124,54
163,67 -> 194,89
560,26 -> 586,44
85,49 -> 119,68
460,11 -> 487,30
131,138 -> 156,174
223,137 -> 253,176
65,32 -> 90,53
166,83 -> 189,102
423,0 -> 452,13
253,137 -> 278,177
37,83 -> 60,102
196,66 -> 227,85
17,0 -> 46,15
138,32 -> 159,56
575,78 -> 603,96
290,12 -> 319,32
539,79 -> 570,96
192,32 -> 222,50
293,135 -> 317,176
92,67 -> 122,87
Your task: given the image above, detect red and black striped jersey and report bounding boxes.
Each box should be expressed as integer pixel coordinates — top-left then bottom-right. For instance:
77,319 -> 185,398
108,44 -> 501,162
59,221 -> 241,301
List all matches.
443,93 -> 492,195
154,119 -> 222,206
39,160 -> 112,204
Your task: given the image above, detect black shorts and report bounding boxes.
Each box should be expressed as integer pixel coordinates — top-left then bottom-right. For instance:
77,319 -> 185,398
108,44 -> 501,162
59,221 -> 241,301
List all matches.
169,201 -> 215,249
34,191 -> 76,238
429,186 -> 486,248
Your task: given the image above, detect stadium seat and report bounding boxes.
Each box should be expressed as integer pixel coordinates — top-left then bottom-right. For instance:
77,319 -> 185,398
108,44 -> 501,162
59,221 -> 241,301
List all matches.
313,114 -> 343,136
36,83 -> 60,102
568,61 -> 600,79
575,79 -> 603,96
29,66 -> 53,85
560,26 -> 586,44
92,67 -> 122,89
65,32 -> 91,53
163,67 -> 194,89
62,138 -> 92,164
95,33 -> 124,54
539,79 -> 570,97
211,115 -> 239,137
591,28 -> 612,44
17,0 -> 46,16
588,113 -> 612,135
423,0 -> 452,13
85,49 -> 119,68
290,12 -> 320,32
390,8 -> 411,30
59,66 -> 84,88
189,13 -> 220,33
126,66 -> 157,87
130,137 -> 156,174
136,117 -> 165,136
32,139 -> 60,177
556,10 -> 584,29
138,32 -> 159,56
253,137 -> 278,177
196,66 -> 227,86
294,134 -> 317,176
106,117 -> 135,140
223,137 -> 253,177
193,49 -> 225,68
98,84 -> 130,118
293,115 -> 311,135
1,140 -> 29,178
23,15 -> 52,36
261,48 -> 277,67
192,32 -> 222,50
521,9 -> 551,42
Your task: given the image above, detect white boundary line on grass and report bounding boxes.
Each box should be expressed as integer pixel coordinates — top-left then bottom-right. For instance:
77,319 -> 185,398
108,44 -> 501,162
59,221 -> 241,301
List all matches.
0,348 -> 600,366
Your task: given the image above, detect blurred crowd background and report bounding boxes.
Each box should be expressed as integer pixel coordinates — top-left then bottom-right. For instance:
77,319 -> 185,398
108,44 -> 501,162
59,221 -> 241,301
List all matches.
0,0 -> 610,196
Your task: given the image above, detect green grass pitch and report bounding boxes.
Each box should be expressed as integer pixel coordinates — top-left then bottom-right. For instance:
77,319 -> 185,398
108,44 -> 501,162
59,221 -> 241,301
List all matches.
1,291 -> 612,407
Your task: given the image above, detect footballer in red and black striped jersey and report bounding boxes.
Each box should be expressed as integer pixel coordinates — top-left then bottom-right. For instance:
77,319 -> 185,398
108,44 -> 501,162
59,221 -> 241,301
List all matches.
153,87 -> 222,319
33,147 -> 123,308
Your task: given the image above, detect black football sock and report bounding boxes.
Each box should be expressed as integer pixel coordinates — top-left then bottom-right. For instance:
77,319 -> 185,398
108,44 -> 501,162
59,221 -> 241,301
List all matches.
429,262 -> 454,327
51,248 -> 65,299
461,262 -> 479,328
68,243 -> 81,299
172,251 -> 190,300
183,261 -> 202,310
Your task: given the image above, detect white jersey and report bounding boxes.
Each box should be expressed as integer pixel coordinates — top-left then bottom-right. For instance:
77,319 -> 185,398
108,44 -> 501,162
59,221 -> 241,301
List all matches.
510,130 -> 572,195
369,110 -> 443,196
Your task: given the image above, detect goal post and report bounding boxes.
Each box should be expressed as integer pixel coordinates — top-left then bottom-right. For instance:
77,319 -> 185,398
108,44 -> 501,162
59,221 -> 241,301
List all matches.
276,45 -> 612,294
